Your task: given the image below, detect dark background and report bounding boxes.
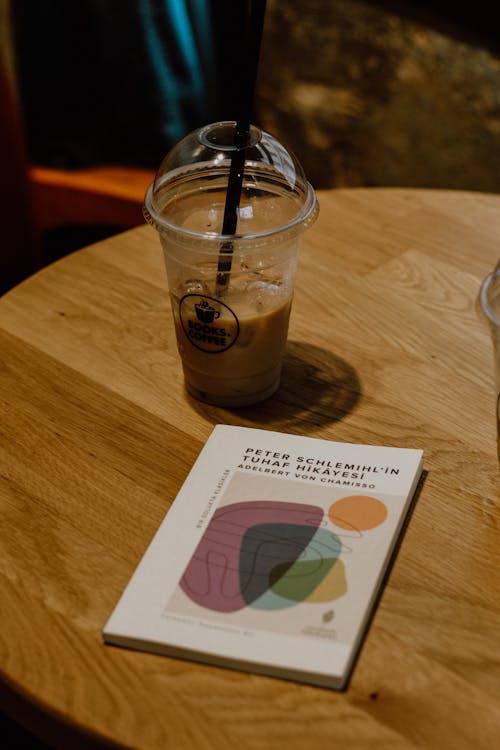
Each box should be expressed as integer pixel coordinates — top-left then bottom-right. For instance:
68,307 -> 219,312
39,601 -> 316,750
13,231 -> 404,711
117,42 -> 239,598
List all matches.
11,0 -> 500,171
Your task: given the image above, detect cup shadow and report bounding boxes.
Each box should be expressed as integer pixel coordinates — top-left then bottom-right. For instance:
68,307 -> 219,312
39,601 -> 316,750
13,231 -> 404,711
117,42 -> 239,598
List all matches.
187,339 -> 362,434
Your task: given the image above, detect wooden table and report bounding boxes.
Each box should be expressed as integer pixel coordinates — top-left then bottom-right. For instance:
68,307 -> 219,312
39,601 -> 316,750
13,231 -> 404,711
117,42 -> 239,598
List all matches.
1,188 -> 499,749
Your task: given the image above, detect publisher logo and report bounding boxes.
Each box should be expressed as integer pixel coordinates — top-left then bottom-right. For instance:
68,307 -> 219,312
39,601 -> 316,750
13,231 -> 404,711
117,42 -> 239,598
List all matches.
179,294 -> 239,353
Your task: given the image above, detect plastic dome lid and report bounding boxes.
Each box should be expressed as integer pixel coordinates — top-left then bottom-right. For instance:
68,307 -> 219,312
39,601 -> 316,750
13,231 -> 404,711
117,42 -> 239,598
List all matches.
480,261 -> 500,327
143,121 -> 318,243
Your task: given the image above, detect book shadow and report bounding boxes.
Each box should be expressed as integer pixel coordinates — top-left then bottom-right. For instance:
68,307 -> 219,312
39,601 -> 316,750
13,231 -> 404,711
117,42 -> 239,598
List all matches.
188,339 -> 362,433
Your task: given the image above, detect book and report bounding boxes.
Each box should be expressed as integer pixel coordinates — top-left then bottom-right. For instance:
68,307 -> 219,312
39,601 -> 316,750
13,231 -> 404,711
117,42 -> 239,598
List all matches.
103,425 -> 423,690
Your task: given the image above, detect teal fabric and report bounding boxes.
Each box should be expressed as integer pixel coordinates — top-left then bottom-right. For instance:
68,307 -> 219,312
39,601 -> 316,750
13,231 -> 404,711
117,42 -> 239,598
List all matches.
11,0 -> 222,168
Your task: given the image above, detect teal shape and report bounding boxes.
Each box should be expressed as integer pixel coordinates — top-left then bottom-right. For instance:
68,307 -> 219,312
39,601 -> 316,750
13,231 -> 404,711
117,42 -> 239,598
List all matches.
246,526 -> 342,611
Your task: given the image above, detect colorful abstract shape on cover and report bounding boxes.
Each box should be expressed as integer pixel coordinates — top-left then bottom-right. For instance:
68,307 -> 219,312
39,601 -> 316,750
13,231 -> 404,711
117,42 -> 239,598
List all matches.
179,501 -> 346,613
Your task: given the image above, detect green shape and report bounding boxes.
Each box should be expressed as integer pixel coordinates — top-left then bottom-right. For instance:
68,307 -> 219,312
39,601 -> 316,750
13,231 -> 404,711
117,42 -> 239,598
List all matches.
270,556 -> 339,602
250,527 -> 342,610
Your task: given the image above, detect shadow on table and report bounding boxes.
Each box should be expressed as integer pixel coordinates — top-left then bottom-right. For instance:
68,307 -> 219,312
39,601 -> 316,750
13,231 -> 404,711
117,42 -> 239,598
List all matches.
0,710 -> 52,749
189,339 -> 362,433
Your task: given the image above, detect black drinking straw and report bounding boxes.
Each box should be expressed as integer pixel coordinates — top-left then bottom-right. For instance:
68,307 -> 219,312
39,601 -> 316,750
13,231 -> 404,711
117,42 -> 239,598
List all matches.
215,0 -> 267,297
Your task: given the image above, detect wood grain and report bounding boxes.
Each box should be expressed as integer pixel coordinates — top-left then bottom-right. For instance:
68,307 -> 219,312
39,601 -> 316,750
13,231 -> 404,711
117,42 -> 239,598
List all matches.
1,188 -> 499,749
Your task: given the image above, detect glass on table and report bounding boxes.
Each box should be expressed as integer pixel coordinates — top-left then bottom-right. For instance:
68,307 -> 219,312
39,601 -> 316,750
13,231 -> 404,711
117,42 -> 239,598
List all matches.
478,260 -> 500,464
143,121 -> 318,407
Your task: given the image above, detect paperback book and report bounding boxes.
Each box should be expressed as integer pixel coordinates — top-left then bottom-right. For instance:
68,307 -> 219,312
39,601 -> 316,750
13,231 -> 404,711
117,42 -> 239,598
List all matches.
103,425 -> 423,689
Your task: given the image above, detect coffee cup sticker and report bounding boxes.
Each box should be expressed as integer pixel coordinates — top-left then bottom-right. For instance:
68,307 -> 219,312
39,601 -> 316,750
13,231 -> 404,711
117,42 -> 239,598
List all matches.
195,299 -> 220,323
179,294 -> 239,353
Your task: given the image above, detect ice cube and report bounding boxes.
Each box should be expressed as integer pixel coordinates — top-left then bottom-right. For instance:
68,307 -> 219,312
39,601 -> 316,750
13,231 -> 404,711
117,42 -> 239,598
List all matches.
180,279 -> 209,295
245,279 -> 283,310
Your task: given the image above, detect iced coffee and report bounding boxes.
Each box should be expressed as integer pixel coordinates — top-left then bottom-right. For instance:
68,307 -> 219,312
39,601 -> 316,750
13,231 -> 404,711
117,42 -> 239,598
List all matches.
143,121 -> 318,407
171,280 -> 292,406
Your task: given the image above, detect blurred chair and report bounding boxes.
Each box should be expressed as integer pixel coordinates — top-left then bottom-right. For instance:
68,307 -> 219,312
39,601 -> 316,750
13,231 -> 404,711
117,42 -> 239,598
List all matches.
0,6 -> 154,295
1,0 -> 224,294
0,5 -> 43,295
28,165 -> 154,237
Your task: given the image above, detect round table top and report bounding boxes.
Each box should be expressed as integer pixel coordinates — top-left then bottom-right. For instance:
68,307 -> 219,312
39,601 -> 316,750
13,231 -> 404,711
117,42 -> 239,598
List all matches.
1,188 -> 499,749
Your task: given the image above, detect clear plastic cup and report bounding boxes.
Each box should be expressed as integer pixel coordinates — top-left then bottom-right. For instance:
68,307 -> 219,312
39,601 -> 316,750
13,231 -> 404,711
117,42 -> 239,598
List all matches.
144,121 -> 318,407
478,261 -> 500,462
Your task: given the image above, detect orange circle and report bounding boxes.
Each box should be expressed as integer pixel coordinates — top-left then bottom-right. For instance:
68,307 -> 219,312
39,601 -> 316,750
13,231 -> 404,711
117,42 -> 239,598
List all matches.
328,495 -> 388,531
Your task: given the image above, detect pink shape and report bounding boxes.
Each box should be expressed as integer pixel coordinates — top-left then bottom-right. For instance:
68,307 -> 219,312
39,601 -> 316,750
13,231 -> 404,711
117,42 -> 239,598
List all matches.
179,501 -> 323,612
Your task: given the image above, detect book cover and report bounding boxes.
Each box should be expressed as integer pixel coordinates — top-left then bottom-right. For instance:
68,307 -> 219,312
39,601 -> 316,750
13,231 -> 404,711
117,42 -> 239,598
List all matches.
103,425 -> 423,689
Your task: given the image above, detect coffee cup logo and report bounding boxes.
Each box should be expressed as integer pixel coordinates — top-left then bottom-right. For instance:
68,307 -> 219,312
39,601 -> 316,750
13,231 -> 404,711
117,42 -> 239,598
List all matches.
195,299 -> 220,324
179,294 -> 239,353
